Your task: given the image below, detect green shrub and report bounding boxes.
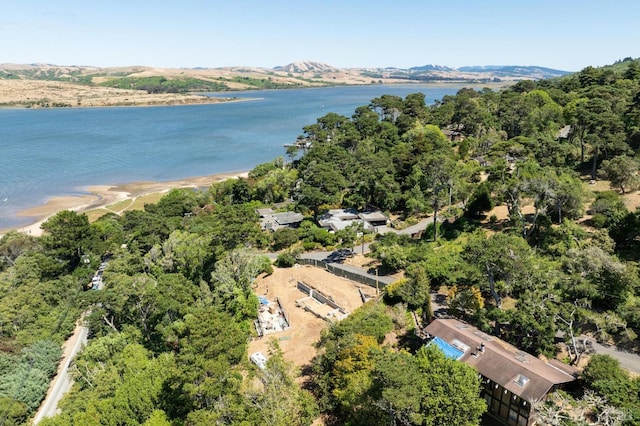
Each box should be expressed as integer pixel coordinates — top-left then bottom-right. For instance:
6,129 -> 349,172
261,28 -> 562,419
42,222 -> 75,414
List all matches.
271,227 -> 299,251
590,213 -> 607,228
275,253 -> 296,267
302,241 -> 317,251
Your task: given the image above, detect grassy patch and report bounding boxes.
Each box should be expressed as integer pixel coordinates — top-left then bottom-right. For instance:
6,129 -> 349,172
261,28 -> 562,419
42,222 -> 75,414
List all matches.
106,199 -> 131,212
86,208 -> 112,222
129,193 -> 165,210
501,296 -> 518,310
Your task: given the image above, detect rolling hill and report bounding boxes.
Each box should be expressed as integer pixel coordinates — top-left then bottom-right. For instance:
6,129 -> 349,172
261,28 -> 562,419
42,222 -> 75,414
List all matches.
0,61 -> 570,108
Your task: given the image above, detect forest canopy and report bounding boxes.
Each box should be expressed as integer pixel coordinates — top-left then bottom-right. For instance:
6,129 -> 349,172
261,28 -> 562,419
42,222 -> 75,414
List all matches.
1,57 -> 640,425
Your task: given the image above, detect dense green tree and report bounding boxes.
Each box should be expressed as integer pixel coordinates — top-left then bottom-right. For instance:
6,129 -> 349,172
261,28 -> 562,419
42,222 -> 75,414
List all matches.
89,212 -> 125,254
209,248 -> 267,319
369,94 -> 404,123
451,88 -> 495,137
40,210 -> 93,274
230,178 -> 252,204
610,208 -> 640,252
601,155 -> 640,194
414,345 -> 486,425
190,201 -> 266,252
296,158 -> 348,216
271,227 -> 299,251
562,245 -> 638,310
408,142 -> 456,241
465,181 -> 493,218
590,190 -> 629,229
249,157 -> 284,180
253,167 -> 298,204
0,231 -> 39,271
582,354 -> 640,421
168,306 -> 248,416
384,263 -> 430,309
371,349 -> 425,425
120,210 -> 173,253
550,172 -> 585,223
461,231 -> 534,308
0,396 -> 28,426
247,341 -> 318,426
157,230 -> 212,283
145,188 -> 199,219
352,105 -> 382,139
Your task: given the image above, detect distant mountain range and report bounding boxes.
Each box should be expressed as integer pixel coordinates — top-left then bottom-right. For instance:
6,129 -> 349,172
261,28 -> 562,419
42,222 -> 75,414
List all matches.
0,60 -> 570,86
0,61 -> 571,107
410,64 -> 568,79
272,61 -> 569,82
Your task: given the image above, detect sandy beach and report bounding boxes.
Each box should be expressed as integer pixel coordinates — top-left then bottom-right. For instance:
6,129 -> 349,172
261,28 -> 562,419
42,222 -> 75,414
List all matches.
1,171 -> 249,237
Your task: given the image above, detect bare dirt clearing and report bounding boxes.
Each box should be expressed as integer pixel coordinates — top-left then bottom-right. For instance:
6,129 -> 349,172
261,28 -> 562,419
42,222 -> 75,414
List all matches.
248,265 -> 378,369
483,178 -> 640,228
0,79 -> 230,108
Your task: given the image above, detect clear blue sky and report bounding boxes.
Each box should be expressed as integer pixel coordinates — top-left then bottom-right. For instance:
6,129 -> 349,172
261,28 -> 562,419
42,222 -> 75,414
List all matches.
3,0 -> 638,72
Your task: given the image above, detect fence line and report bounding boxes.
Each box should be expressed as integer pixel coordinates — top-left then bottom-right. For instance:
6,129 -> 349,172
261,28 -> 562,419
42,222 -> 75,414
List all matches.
297,258 -> 391,289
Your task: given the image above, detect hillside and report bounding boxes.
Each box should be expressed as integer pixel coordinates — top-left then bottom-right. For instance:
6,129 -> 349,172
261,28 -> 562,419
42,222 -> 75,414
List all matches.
2,57 -> 640,425
0,61 -> 568,108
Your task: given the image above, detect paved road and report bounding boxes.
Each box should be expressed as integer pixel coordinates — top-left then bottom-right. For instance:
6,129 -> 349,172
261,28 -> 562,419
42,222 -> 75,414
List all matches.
32,324 -> 88,424
32,260 -> 108,424
396,218 -> 431,236
579,335 -> 640,374
299,250 -> 396,287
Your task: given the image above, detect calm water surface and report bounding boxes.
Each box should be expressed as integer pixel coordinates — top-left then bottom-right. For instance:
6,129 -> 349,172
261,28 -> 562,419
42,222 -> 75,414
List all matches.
0,85 -> 465,228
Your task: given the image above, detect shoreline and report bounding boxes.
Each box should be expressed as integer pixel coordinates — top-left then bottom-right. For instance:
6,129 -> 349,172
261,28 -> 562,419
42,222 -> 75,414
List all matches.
0,95 -> 260,110
0,171 -> 249,237
0,81 -> 508,111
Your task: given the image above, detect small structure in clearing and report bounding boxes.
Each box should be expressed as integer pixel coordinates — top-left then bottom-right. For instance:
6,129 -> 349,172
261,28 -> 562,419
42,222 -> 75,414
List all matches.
254,296 -> 290,337
295,281 -> 349,322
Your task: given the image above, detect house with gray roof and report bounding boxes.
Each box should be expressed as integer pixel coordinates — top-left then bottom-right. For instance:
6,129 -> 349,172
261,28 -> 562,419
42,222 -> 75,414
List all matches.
258,208 -> 304,231
317,209 -> 390,233
425,318 -> 577,426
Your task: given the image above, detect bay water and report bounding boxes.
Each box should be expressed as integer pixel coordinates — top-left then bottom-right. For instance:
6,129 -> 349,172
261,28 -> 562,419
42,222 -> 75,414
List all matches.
0,84 -> 465,229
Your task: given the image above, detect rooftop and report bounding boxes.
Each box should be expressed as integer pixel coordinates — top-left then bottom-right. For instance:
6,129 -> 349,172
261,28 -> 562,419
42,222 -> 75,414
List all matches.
425,318 -> 577,402
259,209 -> 304,231
271,211 -> 304,225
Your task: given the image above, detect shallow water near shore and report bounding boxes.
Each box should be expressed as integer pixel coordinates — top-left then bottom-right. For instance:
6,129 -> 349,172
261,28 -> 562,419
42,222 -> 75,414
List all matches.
0,84 -> 467,229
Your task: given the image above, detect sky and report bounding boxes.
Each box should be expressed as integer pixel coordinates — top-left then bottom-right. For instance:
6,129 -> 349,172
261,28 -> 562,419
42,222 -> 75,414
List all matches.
2,0 -> 639,72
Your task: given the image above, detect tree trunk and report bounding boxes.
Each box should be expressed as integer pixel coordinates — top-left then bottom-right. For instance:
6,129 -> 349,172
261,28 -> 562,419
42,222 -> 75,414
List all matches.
102,315 -> 119,333
580,129 -> 586,164
557,199 -> 562,224
486,265 -> 501,308
432,208 -> 438,242
591,146 -> 599,181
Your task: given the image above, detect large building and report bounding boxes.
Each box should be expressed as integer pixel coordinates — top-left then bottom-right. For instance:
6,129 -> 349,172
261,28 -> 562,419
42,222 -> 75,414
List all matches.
425,318 -> 577,426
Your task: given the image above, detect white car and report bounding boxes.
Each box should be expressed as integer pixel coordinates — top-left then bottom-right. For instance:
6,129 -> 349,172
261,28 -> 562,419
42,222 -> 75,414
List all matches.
250,352 -> 267,370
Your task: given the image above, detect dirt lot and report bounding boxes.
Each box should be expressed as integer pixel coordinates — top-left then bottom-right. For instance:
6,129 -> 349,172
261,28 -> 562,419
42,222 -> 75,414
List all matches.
483,179 -> 640,226
247,264 -> 379,369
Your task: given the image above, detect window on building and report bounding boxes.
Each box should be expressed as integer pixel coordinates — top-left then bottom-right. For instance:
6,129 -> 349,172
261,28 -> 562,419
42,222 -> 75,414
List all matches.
514,374 -> 529,387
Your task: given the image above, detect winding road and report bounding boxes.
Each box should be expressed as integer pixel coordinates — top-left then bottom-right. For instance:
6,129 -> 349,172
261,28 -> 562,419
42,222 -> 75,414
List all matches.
32,323 -> 88,424
32,262 -> 106,424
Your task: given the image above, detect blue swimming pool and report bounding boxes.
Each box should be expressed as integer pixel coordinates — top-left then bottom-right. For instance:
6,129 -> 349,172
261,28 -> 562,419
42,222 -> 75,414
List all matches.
428,336 -> 464,360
